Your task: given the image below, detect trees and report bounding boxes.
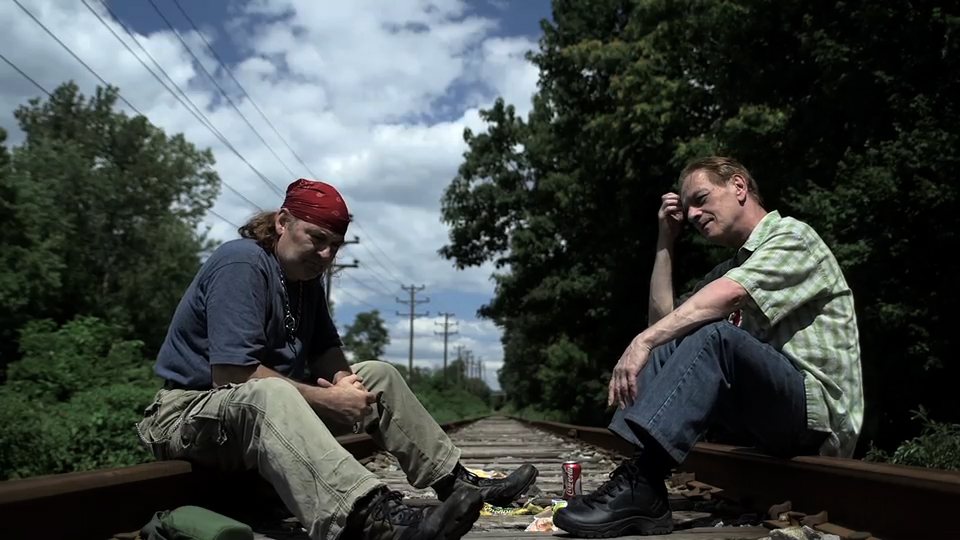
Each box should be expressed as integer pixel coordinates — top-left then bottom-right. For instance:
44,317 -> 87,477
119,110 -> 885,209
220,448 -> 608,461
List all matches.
441,0 -> 960,454
342,310 -> 391,362
0,81 -> 223,478
0,82 -> 220,367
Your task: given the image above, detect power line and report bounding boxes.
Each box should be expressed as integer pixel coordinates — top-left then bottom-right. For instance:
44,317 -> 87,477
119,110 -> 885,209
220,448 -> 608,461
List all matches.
166,0 -> 411,288
336,286 -> 387,312
352,221 -> 414,285
145,0 -> 298,179
0,51 -> 51,97
339,240 -> 399,296
342,272 -> 396,299
82,0 -> 282,203
90,0 -> 215,139
325,256 -> 359,306
169,0 -> 318,179
207,207 -> 241,229
355,265 -> 400,296
13,0 -> 141,113
157,1 -> 414,290
0,50 -> 241,233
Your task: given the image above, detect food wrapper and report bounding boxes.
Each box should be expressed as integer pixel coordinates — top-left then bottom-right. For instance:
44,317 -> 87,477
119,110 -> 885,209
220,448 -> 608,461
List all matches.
525,516 -> 558,532
523,499 -> 568,532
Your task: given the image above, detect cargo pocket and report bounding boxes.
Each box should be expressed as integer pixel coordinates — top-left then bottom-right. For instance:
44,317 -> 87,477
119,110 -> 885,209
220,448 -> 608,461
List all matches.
136,393 -> 179,461
172,384 -> 237,465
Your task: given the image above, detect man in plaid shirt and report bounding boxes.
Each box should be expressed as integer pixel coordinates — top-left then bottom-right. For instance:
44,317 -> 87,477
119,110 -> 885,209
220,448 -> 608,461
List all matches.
554,157 -> 863,538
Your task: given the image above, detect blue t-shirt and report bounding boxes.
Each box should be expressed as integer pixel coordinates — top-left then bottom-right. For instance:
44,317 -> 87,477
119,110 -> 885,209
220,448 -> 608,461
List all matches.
154,238 -> 342,389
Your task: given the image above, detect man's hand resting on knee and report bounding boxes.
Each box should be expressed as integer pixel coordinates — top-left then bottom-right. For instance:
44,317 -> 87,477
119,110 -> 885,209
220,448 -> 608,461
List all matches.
212,364 -> 376,424
313,374 -> 377,424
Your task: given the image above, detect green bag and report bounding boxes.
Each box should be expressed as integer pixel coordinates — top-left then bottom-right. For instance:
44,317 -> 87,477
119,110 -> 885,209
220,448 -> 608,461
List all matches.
141,505 -> 254,540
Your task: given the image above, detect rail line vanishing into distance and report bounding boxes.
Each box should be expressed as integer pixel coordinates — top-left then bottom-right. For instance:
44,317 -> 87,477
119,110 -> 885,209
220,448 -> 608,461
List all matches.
1,415 -> 958,540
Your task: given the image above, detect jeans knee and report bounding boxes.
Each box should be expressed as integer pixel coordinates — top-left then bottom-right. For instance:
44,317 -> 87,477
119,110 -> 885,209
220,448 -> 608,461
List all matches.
234,377 -> 305,411
692,320 -> 731,340
354,360 -> 403,385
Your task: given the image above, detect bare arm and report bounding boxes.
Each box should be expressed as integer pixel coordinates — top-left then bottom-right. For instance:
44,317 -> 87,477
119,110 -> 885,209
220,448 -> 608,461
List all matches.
648,239 -> 676,325
637,277 -> 748,350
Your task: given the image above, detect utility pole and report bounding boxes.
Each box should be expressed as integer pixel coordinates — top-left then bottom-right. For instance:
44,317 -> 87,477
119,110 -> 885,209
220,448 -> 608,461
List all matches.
434,313 -> 458,382
324,235 -> 360,306
396,285 -> 429,386
463,350 -> 474,386
455,345 -> 464,384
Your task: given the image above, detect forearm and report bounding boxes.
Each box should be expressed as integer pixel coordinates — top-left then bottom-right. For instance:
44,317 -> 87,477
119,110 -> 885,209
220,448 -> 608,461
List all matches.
648,240 -> 676,325
309,346 -> 353,384
637,277 -> 748,350
212,363 -> 321,404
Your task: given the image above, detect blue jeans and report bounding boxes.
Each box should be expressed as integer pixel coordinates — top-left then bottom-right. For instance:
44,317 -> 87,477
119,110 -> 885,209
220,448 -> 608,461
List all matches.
609,321 -> 826,464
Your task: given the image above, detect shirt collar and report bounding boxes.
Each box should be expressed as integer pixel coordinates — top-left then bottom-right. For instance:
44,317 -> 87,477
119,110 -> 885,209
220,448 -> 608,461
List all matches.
739,210 -> 781,254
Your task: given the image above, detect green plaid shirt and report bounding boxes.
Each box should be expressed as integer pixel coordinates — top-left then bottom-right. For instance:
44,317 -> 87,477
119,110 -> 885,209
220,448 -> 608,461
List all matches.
682,211 -> 863,458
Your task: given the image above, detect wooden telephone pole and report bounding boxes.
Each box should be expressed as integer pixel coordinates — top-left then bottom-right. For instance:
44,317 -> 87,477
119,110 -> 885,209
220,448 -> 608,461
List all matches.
434,313 -> 457,382
324,235 -> 360,306
455,345 -> 464,384
396,285 -> 429,385
463,350 -> 474,386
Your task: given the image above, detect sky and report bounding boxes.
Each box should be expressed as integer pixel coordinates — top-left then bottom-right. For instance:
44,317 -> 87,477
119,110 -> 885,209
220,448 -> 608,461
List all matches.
0,0 -> 554,391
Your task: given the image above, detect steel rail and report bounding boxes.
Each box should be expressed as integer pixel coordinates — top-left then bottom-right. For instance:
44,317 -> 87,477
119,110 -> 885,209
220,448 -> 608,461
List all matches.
508,415 -> 960,540
0,415 -> 486,540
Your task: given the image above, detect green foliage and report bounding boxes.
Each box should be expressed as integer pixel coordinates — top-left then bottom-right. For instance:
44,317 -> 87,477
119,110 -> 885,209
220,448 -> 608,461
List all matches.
440,0 -> 960,455
0,81 -> 221,479
498,402 -> 572,424
0,82 -> 220,363
343,310 -> 391,361
0,317 -> 157,480
864,407 -> 960,471
7,316 -> 152,402
403,362 -> 494,424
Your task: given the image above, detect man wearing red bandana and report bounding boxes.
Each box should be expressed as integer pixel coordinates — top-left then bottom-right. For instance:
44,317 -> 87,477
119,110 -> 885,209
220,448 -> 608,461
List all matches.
137,179 -> 538,540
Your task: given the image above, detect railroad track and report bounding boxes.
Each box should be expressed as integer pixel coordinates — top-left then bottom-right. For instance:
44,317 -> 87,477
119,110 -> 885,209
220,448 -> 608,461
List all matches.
1,415 -> 958,540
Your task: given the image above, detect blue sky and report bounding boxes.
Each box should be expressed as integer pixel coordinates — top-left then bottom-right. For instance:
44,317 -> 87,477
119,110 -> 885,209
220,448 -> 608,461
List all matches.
0,0 -> 554,390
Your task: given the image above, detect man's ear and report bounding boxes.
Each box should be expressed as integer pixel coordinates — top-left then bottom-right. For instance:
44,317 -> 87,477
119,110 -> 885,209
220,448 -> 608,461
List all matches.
275,209 -> 295,234
731,174 -> 748,204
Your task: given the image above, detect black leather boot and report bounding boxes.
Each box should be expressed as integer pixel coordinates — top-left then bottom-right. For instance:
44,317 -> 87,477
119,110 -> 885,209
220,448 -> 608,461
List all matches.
552,458 -> 672,537
345,485 -> 483,540
432,462 -> 539,507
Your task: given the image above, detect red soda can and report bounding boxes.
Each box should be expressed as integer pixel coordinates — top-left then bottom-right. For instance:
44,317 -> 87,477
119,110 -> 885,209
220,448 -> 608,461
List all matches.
561,461 -> 582,499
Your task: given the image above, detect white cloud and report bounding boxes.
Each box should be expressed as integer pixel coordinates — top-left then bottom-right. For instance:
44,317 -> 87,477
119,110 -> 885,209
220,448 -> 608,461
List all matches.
1,0 -> 540,387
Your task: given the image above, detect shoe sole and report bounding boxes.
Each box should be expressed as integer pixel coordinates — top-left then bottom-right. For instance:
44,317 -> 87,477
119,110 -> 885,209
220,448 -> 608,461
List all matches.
485,466 -> 539,507
552,509 -> 673,538
436,489 -> 484,540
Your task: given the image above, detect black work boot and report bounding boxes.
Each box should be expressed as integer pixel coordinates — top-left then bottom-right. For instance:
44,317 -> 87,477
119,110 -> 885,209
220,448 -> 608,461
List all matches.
552,458 -> 672,537
345,485 -> 483,540
432,463 -> 539,507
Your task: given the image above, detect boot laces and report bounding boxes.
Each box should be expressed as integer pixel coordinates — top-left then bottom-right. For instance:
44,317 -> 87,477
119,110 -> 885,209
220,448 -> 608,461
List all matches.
458,466 -> 500,488
583,459 -> 642,506
368,490 -> 424,528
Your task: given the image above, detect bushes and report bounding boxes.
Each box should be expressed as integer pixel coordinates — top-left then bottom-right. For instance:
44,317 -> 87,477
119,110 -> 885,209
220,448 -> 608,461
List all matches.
0,317 -> 159,480
402,363 -> 494,424
864,407 -> 960,471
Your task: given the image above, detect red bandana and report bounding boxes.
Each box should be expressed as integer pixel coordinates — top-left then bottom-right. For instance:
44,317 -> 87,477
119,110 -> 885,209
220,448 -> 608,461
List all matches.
281,178 -> 350,235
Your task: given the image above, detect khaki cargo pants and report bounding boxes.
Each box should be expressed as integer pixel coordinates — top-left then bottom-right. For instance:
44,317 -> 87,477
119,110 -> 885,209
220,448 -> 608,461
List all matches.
135,361 -> 461,540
